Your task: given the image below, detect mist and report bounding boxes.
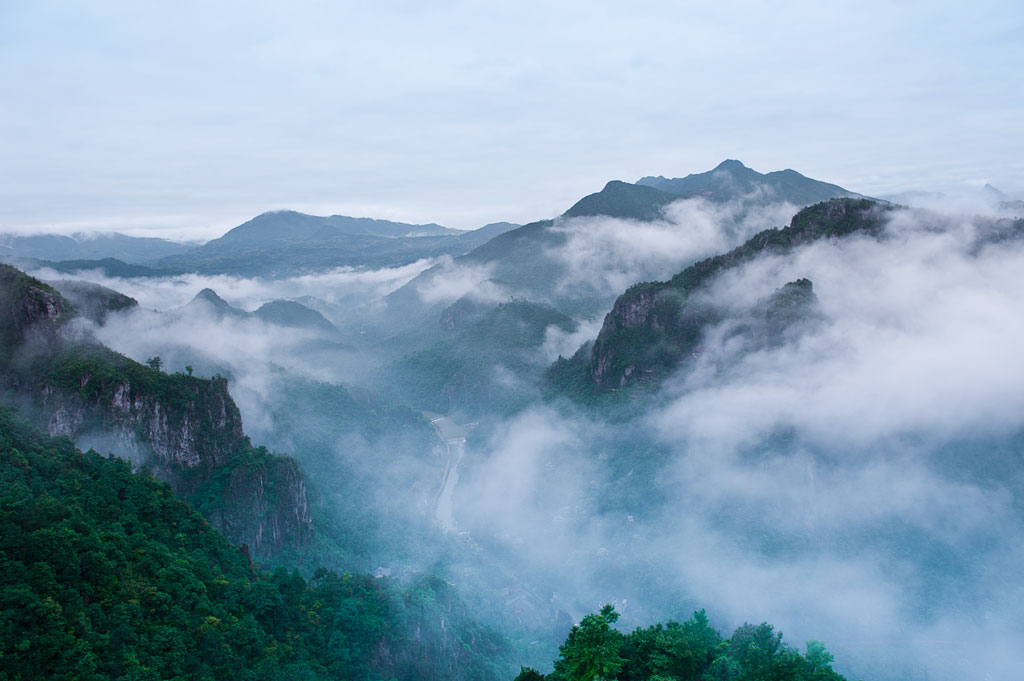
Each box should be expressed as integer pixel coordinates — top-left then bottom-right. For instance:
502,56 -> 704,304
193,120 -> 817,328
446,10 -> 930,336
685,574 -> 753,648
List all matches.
32,258 -> 438,312
443,205 -> 1024,681
549,194 -> 800,300
36,199 -> 1024,680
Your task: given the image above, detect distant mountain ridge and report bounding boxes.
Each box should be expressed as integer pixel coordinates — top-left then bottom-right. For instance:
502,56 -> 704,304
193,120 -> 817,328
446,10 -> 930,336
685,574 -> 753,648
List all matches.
4,162 -> 863,280
201,210 -> 463,249
152,212 -> 520,276
384,160 -> 869,337
636,158 -> 866,204
180,287 -> 342,338
562,160 -> 866,223
2,213 -> 521,279
0,231 -> 195,264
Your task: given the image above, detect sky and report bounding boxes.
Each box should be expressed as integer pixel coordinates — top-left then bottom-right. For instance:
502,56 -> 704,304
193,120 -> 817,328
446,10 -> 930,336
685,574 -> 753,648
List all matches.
1,0 -> 1022,239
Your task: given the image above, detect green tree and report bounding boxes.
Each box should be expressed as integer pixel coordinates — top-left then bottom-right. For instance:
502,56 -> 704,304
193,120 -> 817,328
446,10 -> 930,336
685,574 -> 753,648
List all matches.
551,604 -> 625,681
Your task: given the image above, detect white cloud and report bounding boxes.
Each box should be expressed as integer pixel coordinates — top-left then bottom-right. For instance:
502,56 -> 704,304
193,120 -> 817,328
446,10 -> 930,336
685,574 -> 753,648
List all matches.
413,257 -> 512,305
547,195 -> 800,301
30,258 -> 437,311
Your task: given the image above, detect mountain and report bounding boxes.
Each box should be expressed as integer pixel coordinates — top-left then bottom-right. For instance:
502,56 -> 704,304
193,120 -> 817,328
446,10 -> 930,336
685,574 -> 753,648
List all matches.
561,159 -> 866,224
183,287 -> 250,319
153,211 -> 519,276
981,183 -> 1009,202
198,210 -> 462,248
469,221 -> 522,240
563,181 -> 681,221
0,264 -> 313,558
0,231 -> 195,263
0,215 -> 521,280
253,299 -> 341,337
384,161 -> 870,340
982,184 -> 1024,213
177,289 -> 349,348
0,255 -> 166,279
637,159 -> 867,205
549,199 -> 891,394
0,405 -> 516,681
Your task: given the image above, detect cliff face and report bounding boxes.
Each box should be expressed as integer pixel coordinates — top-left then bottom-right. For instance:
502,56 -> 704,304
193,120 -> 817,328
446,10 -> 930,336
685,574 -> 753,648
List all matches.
587,199 -> 888,390
40,373 -> 243,469
201,455 -> 314,557
0,264 -> 313,558
589,286 -> 678,388
0,264 -> 76,356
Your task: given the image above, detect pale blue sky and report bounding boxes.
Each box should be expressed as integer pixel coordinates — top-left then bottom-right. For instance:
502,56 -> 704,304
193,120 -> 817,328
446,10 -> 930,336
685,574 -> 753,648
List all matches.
1,0 -> 1022,238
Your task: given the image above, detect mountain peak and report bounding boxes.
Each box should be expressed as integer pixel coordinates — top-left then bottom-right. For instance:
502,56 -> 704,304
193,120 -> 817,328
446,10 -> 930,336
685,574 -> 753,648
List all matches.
637,161 -> 862,205
563,181 -> 679,220
192,287 -> 228,305
186,288 -> 247,318
713,159 -> 748,171
982,183 -> 1009,201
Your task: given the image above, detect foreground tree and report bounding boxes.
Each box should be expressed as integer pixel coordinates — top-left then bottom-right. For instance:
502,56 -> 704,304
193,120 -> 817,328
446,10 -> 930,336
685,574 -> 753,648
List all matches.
522,606 -> 846,681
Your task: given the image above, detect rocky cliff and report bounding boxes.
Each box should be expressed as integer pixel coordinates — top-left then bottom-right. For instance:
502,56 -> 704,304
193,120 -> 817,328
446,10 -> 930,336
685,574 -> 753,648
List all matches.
194,448 -> 314,558
0,264 -> 76,358
39,358 -> 243,469
587,199 -> 889,390
0,263 -> 313,558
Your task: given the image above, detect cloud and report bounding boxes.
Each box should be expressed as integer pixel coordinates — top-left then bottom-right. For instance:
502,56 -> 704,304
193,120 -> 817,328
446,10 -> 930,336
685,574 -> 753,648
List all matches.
541,316 -> 603,362
642,209 -> 1024,680
547,194 -> 800,301
444,205 -> 1024,680
29,258 -> 437,312
413,257 -> 512,305
656,208 -> 1024,451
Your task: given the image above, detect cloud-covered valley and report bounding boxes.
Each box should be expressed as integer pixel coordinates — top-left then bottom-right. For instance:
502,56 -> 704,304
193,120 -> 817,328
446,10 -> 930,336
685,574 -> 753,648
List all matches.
27,200 -> 1024,681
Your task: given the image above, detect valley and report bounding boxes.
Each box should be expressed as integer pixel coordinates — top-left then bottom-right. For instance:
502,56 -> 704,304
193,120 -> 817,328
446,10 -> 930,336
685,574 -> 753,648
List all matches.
3,160 -> 1024,681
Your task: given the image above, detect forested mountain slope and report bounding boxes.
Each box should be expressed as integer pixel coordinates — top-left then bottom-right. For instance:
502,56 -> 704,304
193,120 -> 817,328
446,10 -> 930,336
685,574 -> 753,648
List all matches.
0,406 -> 512,681
0,264 -> 311,558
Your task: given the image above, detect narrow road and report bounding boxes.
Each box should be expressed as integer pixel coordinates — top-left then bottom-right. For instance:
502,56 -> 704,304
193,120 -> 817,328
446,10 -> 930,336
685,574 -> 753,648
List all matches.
424,413 -> 467,532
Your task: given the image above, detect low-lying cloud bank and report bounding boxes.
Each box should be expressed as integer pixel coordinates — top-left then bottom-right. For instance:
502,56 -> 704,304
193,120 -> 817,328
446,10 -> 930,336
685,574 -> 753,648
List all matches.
32,258 -> 439,312
451,206 -> 1024,681
549,195 -> 800,300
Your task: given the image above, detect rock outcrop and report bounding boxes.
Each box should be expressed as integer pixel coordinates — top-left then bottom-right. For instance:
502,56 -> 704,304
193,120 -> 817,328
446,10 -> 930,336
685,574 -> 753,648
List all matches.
0,264 -> 75,355
202,455 -> 313,557
39,370 -> 243,469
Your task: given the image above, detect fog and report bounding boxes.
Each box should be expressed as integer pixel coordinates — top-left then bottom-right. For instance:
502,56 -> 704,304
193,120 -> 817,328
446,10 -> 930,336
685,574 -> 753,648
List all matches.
413,258 -> 514,306
448,205 -> 1024,680
550,194 -> 800,300
34,258 -> 438,311
39,200 -> 1024,680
